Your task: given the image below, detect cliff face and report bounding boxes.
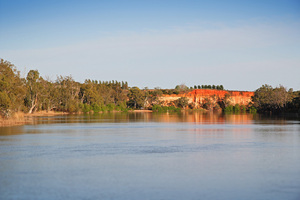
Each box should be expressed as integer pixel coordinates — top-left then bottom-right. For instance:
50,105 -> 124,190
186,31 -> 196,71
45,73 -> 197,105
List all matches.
159,89 -> 254,107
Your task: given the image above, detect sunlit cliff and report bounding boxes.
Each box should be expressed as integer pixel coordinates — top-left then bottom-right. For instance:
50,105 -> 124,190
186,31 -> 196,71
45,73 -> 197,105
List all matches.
159,89 -> 254,108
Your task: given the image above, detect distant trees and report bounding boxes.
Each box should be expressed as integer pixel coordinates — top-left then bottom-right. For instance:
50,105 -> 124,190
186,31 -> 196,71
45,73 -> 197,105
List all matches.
252,84 -> 293,113
2,58 -> 300,117
193,84 -> 224,90
175,84 -> 188,91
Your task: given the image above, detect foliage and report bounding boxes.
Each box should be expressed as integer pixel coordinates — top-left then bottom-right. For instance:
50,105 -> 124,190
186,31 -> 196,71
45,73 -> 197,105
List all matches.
175,84 -> 188,91
248,106 -> 257,114
224,105 -> 233,113
191,85 -> 224,90
1,59 -> 299,117
233,104 -> 240,113
0,59 -> 26,117
174,97 -> 189,108
24,70 -> 42,113
252,84 -> 292,113
127,87 -> 145,109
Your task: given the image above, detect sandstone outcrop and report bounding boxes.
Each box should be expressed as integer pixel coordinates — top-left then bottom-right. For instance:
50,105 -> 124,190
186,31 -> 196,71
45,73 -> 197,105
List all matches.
159,89 -> 254,108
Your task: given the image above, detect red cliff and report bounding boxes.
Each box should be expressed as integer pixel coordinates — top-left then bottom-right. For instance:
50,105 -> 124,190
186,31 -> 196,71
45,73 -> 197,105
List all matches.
159,89 -> 254,108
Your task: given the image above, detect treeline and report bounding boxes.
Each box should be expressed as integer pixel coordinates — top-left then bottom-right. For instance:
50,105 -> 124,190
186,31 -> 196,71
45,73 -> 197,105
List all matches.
0,59 -> 164,117
0,59 -> 132,117
192,85 -> 224,90
157,84 -> 225,95
252,84 -> 300,114
1,59 -> 299,117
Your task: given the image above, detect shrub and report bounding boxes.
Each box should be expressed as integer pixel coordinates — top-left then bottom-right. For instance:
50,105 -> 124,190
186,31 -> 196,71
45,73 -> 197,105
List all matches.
233,104 -> 240,113
249,106 -> 257,114
224,105 -> 233,113
81,103 -> 91,113
91,103 -> 101,113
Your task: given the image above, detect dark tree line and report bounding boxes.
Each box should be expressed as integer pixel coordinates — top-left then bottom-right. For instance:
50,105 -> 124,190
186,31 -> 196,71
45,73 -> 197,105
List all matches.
252,84 -> 300,114
193,85 -> 224,90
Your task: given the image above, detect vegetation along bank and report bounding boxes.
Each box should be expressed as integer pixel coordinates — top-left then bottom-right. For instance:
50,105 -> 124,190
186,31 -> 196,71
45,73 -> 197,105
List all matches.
1,59 -> 299,121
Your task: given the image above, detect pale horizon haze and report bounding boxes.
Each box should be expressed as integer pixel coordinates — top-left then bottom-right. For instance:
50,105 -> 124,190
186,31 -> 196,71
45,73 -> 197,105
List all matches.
0,0 -> 299,91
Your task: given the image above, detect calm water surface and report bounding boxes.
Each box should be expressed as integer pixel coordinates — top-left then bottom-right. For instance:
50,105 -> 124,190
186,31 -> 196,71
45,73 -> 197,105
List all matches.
0,112 -> 300,200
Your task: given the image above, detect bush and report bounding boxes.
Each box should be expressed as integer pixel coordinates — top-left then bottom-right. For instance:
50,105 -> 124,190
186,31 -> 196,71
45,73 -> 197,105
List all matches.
224,105 -> 233,113
91,103 -> 101,113
249,106 -> 257,114
116,101 -> 128,111
106,103 -> 115,111
233,104 -> 240,113
240,105 -> 246,113
81,103 -> 91,113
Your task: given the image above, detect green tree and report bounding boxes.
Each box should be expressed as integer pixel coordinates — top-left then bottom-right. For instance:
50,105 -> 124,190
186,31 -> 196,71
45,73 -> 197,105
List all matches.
25,70 -> 41,113
175,97 -> 189,108
252,84 -> 292,113
175,84 -> 188,92
56,75 -> 80,112
127,87 -> 145,109
0,59 -> 26,117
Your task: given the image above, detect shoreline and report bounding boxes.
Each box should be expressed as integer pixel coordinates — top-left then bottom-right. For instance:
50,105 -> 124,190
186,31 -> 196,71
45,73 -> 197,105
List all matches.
0,110 -> 154,127
0,111 -> 69,127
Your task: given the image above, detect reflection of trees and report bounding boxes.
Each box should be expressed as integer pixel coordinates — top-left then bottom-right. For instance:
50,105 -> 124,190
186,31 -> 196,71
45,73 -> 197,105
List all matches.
27,112 -> 255,126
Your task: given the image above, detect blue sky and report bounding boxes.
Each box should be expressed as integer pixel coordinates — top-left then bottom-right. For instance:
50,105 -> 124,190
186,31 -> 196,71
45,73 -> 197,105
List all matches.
0,0 -> 299,91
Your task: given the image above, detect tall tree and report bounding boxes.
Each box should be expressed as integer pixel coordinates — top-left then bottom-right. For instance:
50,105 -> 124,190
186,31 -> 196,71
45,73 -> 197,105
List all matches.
127,87 -> 145,109
25,70 -> 41,113
0,59 -> 26,117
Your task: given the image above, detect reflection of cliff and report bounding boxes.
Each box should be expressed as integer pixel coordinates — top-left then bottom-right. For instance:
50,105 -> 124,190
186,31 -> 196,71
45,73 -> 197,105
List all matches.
151,112 -> 254,124
159,89 -> 254,107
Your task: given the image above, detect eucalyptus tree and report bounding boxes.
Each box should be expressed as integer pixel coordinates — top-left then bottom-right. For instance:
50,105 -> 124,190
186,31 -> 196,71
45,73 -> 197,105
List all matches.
127,87 -> 145,109
25,70 -> 42,113
252,84 -> 292,113
56,75 -> 80,112
0,59 -> 26,117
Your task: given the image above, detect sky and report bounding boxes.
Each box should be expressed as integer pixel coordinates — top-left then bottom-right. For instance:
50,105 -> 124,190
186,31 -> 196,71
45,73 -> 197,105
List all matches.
0,0 -> 300,91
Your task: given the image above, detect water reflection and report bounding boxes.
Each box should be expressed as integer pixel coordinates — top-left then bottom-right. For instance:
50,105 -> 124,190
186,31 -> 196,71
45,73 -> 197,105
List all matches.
32,112 -> 257,125
0,112 -> 300,200
1,112 -> 299,136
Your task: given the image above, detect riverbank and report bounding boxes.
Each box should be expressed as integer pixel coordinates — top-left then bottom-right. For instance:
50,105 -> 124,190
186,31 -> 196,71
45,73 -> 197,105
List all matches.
0,110 -> 155,127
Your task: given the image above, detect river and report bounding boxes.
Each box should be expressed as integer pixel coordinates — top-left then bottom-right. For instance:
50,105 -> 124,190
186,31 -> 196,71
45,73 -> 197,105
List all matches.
0,112 -> 299,200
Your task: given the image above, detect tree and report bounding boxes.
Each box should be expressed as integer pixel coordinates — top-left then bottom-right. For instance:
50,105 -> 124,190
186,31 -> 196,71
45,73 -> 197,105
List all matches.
252,84 -> 292,113
149,88 -> 163,105
0,59 -> 26,117
127,87 -> 145,109
56,75 -> 80,112
175,84 -> 188,92
25,70 -> 41,113
175,97 -> 189,108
